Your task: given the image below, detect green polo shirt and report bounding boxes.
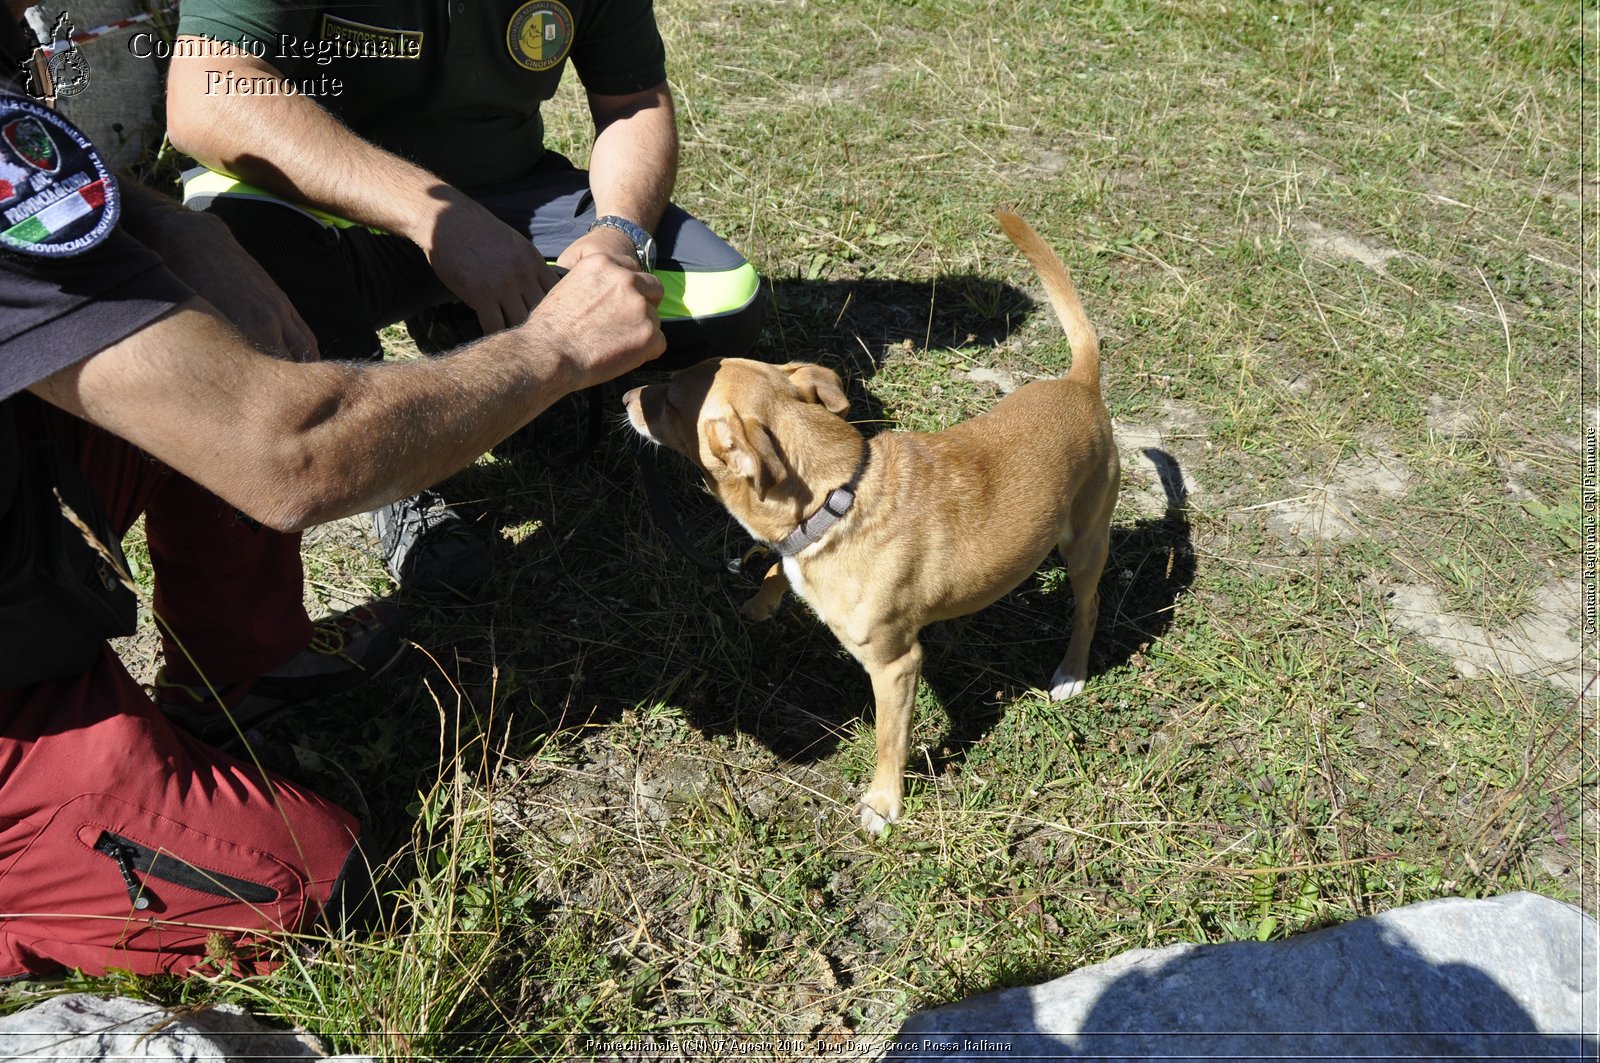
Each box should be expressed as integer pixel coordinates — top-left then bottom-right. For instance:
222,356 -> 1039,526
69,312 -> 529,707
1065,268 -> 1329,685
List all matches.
177,0 -> 667,193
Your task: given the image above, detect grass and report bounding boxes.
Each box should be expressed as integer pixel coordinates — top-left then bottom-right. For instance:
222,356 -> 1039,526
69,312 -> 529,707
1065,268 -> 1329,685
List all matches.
5,0 -> 1590,1057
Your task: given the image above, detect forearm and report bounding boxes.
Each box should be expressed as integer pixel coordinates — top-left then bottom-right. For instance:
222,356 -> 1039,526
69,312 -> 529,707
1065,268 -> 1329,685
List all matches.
30,255 -> 663,530
30,302 -> 576,530
273,337 -> 580,524
169,38 -> 560,331
586,85 -> 678,231
165,39 -> 457,246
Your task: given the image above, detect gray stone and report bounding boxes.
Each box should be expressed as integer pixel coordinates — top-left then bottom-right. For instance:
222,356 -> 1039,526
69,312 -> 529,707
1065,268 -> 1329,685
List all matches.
891,892 -> 1597,1061
0,994 -> 376,1062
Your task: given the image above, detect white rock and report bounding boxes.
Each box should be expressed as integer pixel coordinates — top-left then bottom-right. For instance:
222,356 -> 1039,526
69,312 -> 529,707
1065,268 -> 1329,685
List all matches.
0,994 -> 375,1062
891,892 -> 1596,1060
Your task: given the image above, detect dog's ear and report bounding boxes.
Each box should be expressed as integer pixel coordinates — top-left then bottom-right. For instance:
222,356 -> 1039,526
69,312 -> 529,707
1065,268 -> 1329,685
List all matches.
706,415 -> 788,500
783,363 -> 851,415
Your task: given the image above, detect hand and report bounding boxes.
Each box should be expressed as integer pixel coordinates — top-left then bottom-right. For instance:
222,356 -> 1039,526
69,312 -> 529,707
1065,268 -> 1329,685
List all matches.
151,213 -> 319,362
556,225 -> 641,273
527,252 -> 666,390
419,193 -> 562,335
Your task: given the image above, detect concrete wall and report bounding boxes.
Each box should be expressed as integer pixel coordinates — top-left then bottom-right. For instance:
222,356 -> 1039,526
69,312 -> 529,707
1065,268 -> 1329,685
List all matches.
28,1 -> 170,168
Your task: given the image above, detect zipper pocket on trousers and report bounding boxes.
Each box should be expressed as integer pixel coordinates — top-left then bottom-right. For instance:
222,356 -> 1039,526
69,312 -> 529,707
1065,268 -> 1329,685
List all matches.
93,830 -> 279,910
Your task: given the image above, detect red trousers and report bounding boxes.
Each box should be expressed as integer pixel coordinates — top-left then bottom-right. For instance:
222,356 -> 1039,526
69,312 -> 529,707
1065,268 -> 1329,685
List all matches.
0,398 -> 359,977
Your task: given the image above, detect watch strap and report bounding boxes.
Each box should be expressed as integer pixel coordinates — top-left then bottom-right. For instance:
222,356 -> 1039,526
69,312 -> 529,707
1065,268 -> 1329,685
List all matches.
588,215 -> 655,270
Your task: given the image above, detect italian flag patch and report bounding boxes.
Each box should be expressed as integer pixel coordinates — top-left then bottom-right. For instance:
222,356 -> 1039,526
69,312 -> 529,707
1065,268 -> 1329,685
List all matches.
3,176 -> 107,246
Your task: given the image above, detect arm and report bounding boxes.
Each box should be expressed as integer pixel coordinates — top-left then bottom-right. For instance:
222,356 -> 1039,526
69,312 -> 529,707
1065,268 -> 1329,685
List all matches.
556,82 -> 679,271
164,38 -> 557,333
27,254 -> 665,531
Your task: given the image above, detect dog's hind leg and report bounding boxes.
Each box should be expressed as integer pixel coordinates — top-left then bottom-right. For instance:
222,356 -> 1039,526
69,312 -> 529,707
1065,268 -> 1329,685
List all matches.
1051,525 -> 1109,700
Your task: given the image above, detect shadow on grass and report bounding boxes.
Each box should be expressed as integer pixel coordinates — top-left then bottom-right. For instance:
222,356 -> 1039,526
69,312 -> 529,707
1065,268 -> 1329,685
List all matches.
762,275 -> 1035,434
764,274 -> 1034,369
268,276 -> 1184,850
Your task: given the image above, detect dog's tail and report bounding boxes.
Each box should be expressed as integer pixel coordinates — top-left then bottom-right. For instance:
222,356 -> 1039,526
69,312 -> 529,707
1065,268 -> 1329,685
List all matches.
997,211 -> 1101,391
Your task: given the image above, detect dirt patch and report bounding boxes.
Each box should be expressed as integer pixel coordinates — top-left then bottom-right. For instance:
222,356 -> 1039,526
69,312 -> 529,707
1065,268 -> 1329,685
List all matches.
1030,149 -> 1068,173
1112,401 -> 1207,518
1263,448 -> 1413,543
958,366 -> 1028,393
489,732 -> 872,1037
1380,578 -> 1584,694
1424,393 -> 1486,438
1295,219 -> 1412,273
815,63 -> 895,104
1254,442 -> 1583,693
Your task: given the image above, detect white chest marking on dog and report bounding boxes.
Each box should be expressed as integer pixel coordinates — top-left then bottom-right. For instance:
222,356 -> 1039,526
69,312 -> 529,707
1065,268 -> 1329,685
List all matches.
781,554 -> 814,607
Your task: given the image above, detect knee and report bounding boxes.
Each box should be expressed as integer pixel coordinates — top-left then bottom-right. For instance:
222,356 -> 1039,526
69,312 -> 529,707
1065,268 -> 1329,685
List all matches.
657,264 -> 770,369
0,785 -> 360,978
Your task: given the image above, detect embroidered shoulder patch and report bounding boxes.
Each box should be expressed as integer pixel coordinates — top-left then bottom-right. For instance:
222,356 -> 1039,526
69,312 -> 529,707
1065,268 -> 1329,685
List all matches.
0,96 -> 118,259
507,0 -> 574,73
317,13 -> 424,59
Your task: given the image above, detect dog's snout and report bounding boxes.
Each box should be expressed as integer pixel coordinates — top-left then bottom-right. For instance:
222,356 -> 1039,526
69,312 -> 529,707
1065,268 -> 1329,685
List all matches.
621,385 -> 656,440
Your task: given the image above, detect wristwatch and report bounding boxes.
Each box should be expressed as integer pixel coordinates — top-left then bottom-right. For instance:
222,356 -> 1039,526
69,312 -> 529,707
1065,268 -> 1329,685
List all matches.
588,215 -> 657,271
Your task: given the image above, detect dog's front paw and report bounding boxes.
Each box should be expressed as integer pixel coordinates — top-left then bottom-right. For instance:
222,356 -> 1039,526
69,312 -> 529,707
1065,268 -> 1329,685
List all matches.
740,593 -> 781,622
741,563 -> 789,622
1049,668 -> 1086,700
857,790 -> 903,836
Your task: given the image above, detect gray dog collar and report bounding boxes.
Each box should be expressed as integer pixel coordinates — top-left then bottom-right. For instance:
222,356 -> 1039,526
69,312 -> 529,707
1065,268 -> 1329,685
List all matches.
771,438 -> 871,558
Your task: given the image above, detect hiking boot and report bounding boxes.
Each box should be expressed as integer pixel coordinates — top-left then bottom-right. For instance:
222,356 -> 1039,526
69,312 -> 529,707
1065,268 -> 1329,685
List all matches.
371,490 -> 492,600
156,603 -> 409,741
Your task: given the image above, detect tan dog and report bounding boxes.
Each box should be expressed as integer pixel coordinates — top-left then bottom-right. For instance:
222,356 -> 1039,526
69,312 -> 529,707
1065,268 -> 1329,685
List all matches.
622,212 -> 1119,833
